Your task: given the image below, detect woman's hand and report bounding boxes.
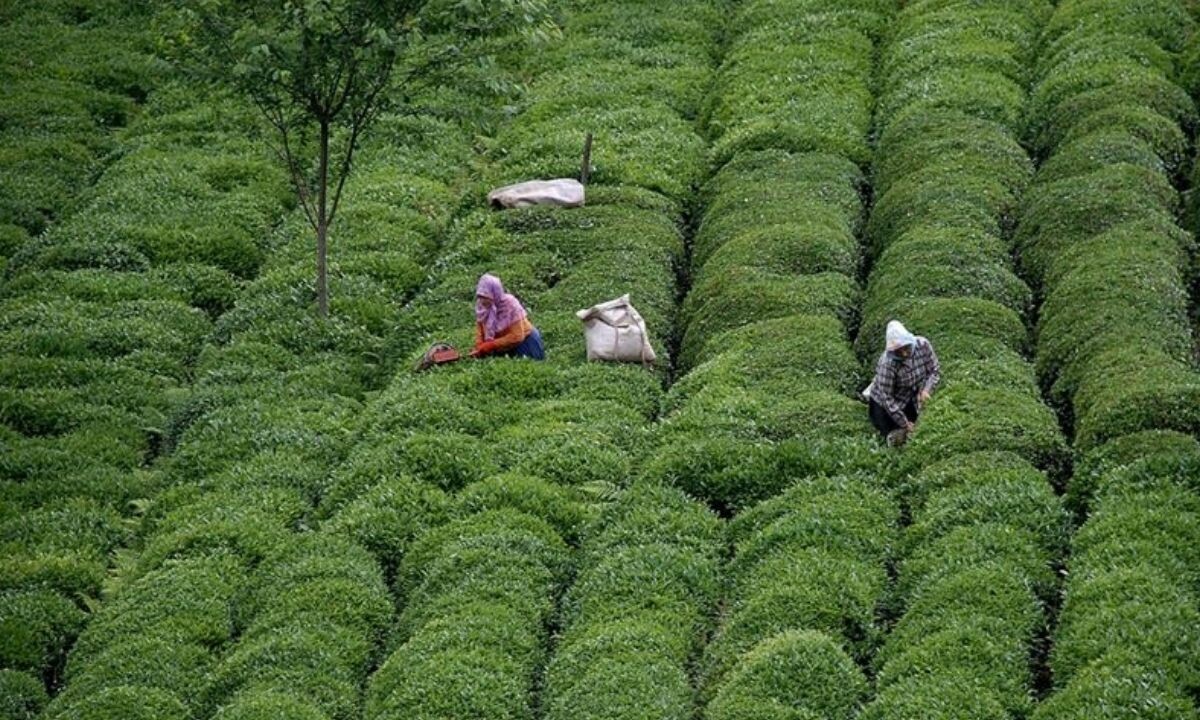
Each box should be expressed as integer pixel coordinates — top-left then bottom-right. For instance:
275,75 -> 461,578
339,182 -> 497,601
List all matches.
918,389 -> 931,408
470,340 -> 496,358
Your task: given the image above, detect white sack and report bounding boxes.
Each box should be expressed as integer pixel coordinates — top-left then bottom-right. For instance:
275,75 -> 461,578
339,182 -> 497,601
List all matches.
576,294 -> 656,364
488,178 -> 585,209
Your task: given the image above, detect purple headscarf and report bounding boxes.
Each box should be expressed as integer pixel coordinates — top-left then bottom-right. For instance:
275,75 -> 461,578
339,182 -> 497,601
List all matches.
475,273 -> 527,341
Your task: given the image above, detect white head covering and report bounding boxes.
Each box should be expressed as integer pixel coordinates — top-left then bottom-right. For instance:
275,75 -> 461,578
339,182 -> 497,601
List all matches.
885,320 -> 916,352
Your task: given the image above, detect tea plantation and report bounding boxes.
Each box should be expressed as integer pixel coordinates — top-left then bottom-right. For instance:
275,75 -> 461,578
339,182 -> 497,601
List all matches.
2,0 -> 1200,719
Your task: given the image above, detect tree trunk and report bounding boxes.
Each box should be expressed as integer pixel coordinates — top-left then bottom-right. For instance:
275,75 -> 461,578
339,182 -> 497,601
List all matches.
316,119 -> 330,318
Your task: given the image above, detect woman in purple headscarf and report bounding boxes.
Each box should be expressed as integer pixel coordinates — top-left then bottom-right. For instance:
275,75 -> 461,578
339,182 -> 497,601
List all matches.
471,273 -> 545,360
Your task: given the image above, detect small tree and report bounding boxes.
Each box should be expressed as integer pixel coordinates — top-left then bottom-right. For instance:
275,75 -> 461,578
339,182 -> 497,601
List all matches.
174,0 -> 553,317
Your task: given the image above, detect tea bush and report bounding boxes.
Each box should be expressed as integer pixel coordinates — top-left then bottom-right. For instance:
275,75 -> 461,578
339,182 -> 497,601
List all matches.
854,1 -> 1069,716
660,0 -> 885,522
212,690 -> 330,720
67,553 -> 242,668
1052,567 -> 1200,693
1031,652 -> 1200,720
44,686 -> 189,720
543,484 -> 719,718
368,508 -> 568,720
706,630 -> 867,720
1015,2 -> 1200,707
0,669 -> 46,720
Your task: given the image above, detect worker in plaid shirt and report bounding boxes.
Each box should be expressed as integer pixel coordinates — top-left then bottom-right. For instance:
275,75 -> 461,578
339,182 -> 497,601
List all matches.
868,320 -> 940,447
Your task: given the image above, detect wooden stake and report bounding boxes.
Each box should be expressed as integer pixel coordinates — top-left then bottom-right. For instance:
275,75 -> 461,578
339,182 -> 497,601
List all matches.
580,132 -> 594,185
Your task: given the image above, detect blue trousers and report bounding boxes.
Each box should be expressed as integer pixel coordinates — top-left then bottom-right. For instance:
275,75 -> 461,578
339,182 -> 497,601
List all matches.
501,327 -> 545,360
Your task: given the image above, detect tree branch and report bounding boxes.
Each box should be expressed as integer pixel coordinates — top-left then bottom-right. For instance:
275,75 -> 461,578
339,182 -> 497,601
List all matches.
327,69 -> 389,226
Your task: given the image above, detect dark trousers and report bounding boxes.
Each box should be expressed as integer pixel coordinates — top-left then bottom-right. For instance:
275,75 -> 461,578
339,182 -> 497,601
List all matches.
501,327 -> 545,360
869,398 -> 918,436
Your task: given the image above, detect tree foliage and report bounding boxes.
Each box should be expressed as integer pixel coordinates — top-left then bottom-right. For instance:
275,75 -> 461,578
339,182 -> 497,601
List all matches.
168,0 -> 554,315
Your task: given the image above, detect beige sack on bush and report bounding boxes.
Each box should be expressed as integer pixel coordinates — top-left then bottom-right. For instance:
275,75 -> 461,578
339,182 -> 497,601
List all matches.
576,294 -> 656,364
488,179 -> 585,209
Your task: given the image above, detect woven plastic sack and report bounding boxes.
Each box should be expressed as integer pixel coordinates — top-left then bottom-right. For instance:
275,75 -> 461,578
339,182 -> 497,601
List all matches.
488,179 -> 585,209
576,295 -> 656,364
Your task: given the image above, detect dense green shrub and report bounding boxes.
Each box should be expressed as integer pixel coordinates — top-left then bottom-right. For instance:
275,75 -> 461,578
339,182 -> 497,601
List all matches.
69,552 -> 242,667
0,670 -> 46,720
133,486 -> 306,576
904,464 -> 1067,558
647,431 -> 881,514
707,630 -> 867,720
876,622 -> 1032,717
880,565 -> 1042,670
544,474 -> 720,720
395,509 -> 569,604
0,496 -> 126,559
398,544 -> 560,643
544,616 -> 694,720
1070,486 -> 1200,590
44,686 -> 190,720
456,475 -> 592,545
203,625 -> 370,720
729,477 -> 896,581
671,316 -> 861,402
1035,235 -> 1190,403
1071,348 -> 1200,449
562,542 -> 717,636
0,589 -> 86,674
861,675 -> 1009,720
897,524 -> 1057,604
213,690 -> 330,720
579,480 -> 721,560
167,396 -> 360,482
235,536 -> 392,640
874,109 -> 1031,193
1070,430 -> 1200,510
902,383 -> 1068,475
708,24 -> 874,167
1032,651 -> 1200,720
682,270 -> 857,363
1041,0 -> 1195,55
861,230 -> 1030,322
54,636 -> 212,712
323,475 -> 450,573
367,603 -> 544,720
705,547 -> 884,686
1017,168 -> 1184,285
1051,567 -> 1200,692
900,451 -> 1037,511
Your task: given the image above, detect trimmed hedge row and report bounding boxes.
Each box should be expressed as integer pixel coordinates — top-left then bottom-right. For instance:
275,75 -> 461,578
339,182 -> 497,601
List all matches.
1013,5 -> 1200,713
37,21 -> 511,718
0,15 -> 296,698
1036,436 -> 1200,718
202,537 -> 393,720
628,3 -> 899,720
1017,0 -> 1200,449
856,2 -> 1070,717
366,508 -> 571,720
652,0 -> 892,515
353,6 -> 721,720
0,3 -> 164,249
41,551 -> 243,719
702,474 -> 895,717
542,481 -> 721,720
859,0 -> 1067,479
323,0 -> 718,580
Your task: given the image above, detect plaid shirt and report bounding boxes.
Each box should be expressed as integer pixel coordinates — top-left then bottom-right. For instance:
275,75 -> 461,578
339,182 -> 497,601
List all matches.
870,337 -> 940,427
